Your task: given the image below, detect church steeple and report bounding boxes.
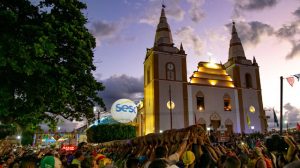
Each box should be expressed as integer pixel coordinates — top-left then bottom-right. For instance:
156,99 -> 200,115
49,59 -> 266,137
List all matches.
154,6 -> 173,47
228,22 -> 246,60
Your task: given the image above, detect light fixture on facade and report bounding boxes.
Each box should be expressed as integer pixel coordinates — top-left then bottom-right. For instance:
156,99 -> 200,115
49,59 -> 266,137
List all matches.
208,80 -> 217,86
167,101 -> 175,110
198,106 -> 203,111
249,106 -> 255,113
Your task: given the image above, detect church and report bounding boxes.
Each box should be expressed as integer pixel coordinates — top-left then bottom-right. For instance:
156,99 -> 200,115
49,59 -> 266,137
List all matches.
141,7 -> 268,135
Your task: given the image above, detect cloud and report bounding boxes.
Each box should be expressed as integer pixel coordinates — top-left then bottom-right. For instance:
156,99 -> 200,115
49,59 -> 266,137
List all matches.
293,7 -> 300,19
275,22 -> 300,59
89,19 -> 135,46
175,26 -> 204,56
284,103 -> 300,123
234,0 -> 279,11
232,0 -> 279,19
286,42 -> 300,59
99,75 -> 144,110
266,104 -> 300,128
276,23 -> 299,39
139,0 -> 184,26
225,21 -> 274,47
89,20 -> 120,46
187,0 -> 205,23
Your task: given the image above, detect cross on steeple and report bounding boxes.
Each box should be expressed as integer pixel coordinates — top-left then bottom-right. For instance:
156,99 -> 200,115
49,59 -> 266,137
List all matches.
162,0 -> 166,8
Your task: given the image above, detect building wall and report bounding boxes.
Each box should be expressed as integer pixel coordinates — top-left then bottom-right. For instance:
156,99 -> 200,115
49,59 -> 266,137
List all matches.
158,81 -> 185,131
157,53 -> 185,81
144,52 -> 156,134
239,66 -> 258,89
239,66 -> 264,133
225,64 -> 264,133
187,85 -> 240,132
241,89 -> 262,133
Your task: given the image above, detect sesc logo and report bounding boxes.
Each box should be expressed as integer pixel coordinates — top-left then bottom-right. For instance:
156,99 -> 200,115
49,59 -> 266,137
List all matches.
116,104 -> 136,113
111,99 -> 138,123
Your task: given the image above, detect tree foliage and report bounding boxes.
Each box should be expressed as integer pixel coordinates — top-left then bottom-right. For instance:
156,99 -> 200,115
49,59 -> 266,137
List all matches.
86,124 -> 136,143
0,124 -> 17,139
0,0 -> 104,128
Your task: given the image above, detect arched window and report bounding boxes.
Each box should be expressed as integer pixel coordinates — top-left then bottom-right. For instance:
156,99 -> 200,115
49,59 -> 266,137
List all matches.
245,73 -> 252,88
166,62 -> 175,80
223,94 -> 232,111
196,91 -> 205,111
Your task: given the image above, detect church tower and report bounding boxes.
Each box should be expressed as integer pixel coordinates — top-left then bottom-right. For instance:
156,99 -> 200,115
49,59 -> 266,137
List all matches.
143,7 -> 189,134
224,22 -> 267,133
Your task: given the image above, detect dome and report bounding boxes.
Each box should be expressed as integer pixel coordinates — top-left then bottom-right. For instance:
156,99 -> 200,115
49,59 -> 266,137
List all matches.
189,62 -> 235,88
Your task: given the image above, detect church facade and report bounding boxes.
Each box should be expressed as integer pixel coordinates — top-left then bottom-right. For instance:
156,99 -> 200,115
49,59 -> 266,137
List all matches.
142,7 -> 267,135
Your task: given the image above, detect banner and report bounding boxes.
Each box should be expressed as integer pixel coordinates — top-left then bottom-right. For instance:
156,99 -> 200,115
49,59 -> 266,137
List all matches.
294,74 -> 300,81
246,114 -> 251,127
286,77 -> 295,87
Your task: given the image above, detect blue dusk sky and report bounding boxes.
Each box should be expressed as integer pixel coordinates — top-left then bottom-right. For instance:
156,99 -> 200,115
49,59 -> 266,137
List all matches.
81,0 -> 300,127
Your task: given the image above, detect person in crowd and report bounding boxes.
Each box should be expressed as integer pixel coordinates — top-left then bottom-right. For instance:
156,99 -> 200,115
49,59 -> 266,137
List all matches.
223,155 -> 241,168
126,157 -> 140,168
59,154 -> 68,168
20,155 -> 37,168
148,159 -> 169,168
70,151 -> 84,168
144,131 -> 190,168
283,160 -> 300,168
40,151 -> 62,168
247,147 -> 267,168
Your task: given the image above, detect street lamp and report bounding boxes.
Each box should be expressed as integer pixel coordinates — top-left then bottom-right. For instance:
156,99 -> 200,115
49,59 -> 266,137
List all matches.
16,135 -> 21,144
93,106 -> 99,125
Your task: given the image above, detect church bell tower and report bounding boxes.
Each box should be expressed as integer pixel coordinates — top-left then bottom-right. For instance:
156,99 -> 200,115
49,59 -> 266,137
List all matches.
143,6 -> 189,134
224,22 -> 267,133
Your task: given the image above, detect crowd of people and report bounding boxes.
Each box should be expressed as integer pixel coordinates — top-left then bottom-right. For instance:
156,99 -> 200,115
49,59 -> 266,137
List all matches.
0,125 -> 299,168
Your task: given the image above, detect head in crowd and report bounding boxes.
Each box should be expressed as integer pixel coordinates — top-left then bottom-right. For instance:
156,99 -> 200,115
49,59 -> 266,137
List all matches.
217,155 -> 227,168
78,142 -> 88,150
155,146 -> 168,158
74,151 -> 85,161
126,157 -> 140,168
224,156 -> 241,168
199,147 -> 213,168
277,153 -> 288,168
149,159 -> 168,168
182,151 -> 195,166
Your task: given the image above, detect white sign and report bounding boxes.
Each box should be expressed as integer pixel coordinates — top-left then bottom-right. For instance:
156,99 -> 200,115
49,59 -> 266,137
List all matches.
111,99 -> 137,123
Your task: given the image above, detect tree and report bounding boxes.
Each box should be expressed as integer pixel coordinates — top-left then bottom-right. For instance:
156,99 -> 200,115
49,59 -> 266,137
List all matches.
0,0 -> 104,129
86,124 -> 136,143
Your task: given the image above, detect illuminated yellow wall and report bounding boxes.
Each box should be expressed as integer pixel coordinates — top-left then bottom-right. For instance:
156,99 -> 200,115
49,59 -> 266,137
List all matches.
144,51 -> 156,134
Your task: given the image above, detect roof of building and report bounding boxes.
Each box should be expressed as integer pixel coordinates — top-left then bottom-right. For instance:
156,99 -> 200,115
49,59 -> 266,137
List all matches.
189,61 -> 235,88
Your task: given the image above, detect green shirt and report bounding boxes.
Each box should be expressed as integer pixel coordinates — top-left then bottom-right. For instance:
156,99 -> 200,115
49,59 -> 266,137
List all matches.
71,159 -> 81,168
40,156 -> 55,168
